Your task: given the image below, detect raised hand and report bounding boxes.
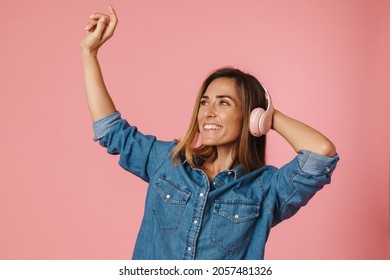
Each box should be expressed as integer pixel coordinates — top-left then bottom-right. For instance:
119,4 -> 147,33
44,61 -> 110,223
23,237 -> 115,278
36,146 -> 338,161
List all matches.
80,5 -> 118,55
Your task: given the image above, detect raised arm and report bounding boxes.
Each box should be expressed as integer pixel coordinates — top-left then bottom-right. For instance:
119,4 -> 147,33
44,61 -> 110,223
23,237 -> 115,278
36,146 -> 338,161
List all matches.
272,110 -> 336,157
80,5 -> 118,122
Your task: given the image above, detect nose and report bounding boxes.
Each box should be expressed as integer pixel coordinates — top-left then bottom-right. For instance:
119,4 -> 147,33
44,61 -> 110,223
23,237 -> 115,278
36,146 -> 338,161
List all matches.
203,104 -> 216,118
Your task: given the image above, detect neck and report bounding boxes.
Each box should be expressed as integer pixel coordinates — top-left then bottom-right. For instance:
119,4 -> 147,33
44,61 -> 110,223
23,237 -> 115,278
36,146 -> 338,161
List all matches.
202,146 -> 236,180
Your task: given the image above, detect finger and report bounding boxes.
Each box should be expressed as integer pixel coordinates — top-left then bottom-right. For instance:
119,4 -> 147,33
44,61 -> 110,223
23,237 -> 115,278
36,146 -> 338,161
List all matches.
100,6 -> 118,41
85,12 -> 112,31
108,5 -> 117,20
85,19 -> 98,32
90,13 -> 110,22
108,5 -> 118,27
93,16 -> 108,40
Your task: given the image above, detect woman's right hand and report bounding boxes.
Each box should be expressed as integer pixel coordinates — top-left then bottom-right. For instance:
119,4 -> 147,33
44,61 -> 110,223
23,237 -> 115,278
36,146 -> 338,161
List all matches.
80,5 -> 118,56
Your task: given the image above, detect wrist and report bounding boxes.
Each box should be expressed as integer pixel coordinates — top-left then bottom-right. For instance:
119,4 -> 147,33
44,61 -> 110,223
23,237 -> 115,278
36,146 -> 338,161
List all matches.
80,44 -> 98,58
271,109 -> 280,130
82,49 -> 98,58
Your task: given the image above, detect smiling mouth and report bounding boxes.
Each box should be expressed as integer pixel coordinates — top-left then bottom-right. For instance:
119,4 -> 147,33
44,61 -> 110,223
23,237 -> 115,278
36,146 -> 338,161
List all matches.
203,124 -> 222,130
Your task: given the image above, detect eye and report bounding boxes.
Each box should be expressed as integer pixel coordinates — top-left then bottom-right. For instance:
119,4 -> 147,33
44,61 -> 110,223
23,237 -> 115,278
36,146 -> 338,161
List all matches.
219,99 -> 230,106
200,99 -> 208,106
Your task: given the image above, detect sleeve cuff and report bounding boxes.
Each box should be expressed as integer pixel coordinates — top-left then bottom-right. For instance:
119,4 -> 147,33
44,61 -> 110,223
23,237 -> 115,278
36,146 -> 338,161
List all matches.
92,111 -> 122,141
297,150 -> 340,176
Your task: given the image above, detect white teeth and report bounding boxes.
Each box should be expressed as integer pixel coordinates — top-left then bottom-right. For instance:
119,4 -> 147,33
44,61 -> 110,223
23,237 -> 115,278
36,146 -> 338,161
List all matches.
204,124 -> 222,130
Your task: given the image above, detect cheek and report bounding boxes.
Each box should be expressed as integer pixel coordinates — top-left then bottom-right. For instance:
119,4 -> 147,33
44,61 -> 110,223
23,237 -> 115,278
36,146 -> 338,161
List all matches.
232,121 -> 243,136
225,115 -> 243,136
228,111 -> 243,127
197,106 -> 205,119
197,112 -> 202,129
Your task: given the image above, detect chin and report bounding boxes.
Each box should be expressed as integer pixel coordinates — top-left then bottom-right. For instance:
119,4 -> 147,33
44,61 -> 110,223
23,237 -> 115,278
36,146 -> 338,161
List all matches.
201,140 -> 217,146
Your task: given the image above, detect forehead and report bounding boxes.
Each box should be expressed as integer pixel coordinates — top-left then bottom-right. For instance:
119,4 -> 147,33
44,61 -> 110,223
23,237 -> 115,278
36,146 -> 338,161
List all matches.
203,77 -> 237,98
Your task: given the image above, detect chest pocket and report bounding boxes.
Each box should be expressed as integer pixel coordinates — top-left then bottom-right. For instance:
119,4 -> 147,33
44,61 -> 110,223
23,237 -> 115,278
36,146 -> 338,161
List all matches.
152,177 -> 191,231
211,200 -> 260,253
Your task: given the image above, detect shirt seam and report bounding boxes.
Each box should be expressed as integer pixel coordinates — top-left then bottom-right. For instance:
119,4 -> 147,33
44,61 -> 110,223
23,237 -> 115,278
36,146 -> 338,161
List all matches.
149,142 -> 176,181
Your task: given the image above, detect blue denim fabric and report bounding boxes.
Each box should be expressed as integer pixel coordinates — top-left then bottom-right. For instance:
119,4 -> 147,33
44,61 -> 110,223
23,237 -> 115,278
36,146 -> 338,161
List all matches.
93,112 -> 339,260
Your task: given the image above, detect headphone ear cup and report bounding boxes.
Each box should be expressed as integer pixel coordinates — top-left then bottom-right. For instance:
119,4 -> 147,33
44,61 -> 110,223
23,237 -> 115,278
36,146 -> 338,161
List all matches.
258,109 -> 273,135
249,107 -> 265,137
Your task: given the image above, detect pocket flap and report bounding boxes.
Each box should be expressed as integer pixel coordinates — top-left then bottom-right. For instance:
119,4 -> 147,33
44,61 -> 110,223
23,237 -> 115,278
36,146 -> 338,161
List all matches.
155,177 -> 191,205
214,201 -> 260,223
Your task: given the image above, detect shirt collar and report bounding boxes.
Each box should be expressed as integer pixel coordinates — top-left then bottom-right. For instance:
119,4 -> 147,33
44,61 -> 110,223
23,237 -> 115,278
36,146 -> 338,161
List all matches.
183,156 -> 245,180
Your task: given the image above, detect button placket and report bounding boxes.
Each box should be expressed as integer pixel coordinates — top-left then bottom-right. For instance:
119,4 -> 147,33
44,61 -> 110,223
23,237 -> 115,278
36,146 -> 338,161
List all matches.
184,170 -> 210,260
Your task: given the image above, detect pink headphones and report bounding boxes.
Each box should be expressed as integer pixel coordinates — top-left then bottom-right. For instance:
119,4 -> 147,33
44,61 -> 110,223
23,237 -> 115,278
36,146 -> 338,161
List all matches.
249,84 -> 274,137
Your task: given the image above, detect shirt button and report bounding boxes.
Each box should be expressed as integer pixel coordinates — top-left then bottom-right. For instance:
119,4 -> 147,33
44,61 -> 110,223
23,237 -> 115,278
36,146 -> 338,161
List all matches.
234,214 -> 239,219
228,171 -> 232,175
212,181 -> 216,186
166,194 -> 171,199
194,220 -> 198,224
187,247 -> 192,251
199,193 -> 204,197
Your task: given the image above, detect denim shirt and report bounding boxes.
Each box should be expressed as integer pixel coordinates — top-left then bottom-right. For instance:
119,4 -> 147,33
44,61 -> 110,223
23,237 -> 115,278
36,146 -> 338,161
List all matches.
93,112 -> 339,260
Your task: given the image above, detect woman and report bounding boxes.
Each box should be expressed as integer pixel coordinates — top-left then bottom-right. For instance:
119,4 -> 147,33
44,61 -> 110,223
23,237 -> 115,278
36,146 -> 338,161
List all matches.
81,6 -> 339,260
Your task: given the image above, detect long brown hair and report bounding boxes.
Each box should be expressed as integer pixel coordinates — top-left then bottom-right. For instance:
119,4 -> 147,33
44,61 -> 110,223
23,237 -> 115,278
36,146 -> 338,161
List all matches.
171,67 -> 268,174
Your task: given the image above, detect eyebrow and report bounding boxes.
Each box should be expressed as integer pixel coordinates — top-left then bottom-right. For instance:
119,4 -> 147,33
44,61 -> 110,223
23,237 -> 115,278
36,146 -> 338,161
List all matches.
200,95 -> 234,100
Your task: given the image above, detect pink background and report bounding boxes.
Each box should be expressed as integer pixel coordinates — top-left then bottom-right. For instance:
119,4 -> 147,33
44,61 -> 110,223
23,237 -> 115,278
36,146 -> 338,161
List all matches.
0,0 -> 389,259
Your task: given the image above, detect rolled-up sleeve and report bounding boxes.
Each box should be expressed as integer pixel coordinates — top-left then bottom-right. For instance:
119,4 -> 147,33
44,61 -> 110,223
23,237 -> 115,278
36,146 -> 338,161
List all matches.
270,150 -> 340,226
297,150 -> 339,176
92,112 -> 122,141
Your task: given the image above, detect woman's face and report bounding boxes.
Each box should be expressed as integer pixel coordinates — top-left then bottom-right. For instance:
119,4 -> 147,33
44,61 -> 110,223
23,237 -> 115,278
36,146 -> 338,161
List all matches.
198,77 -> 243,150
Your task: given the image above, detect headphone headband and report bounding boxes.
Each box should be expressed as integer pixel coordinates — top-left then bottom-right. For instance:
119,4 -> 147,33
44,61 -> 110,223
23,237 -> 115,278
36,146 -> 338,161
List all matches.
260,83 -> 271,110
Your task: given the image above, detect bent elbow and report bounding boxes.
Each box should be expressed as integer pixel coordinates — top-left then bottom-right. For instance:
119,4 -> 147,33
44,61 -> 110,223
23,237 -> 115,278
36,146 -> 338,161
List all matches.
318,141 -> 337,157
